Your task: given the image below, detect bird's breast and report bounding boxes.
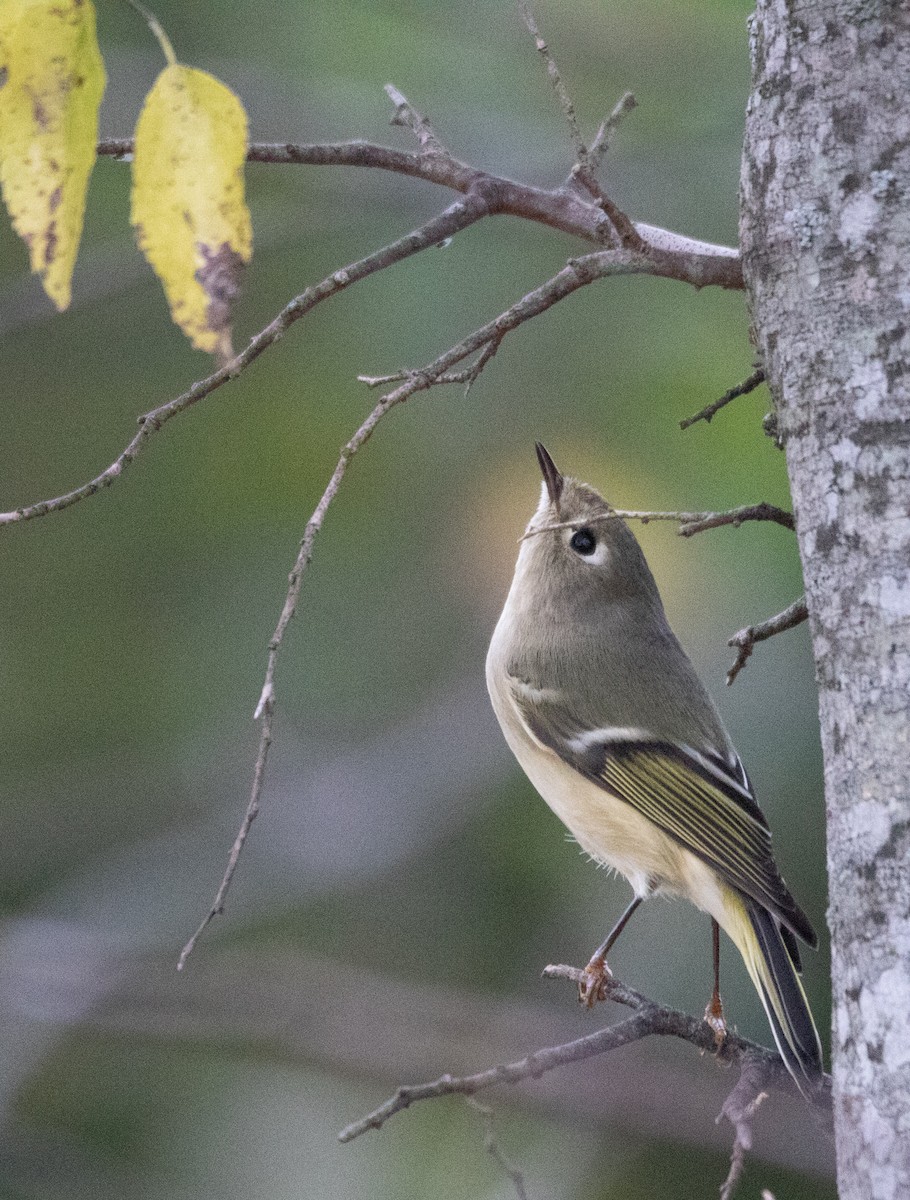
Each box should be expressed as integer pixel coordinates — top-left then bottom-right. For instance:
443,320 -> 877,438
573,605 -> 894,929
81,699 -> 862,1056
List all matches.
486,656 -> 686,899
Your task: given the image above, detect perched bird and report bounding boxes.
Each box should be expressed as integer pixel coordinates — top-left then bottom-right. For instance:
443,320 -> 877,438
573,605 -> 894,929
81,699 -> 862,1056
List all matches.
485,443 -> 822,1093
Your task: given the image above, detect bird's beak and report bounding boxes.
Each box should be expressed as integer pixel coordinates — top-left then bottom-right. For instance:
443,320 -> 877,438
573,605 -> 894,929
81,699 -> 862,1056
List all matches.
535,442 -> 564,514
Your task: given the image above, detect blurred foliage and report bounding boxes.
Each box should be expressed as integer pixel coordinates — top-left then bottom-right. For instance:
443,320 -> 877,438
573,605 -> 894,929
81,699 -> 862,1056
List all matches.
0,0 -> 834,1197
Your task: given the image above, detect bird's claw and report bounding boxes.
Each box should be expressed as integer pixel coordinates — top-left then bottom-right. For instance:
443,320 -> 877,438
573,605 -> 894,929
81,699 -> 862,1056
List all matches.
578,954 -> 612,1008
704,994 -> 727,1049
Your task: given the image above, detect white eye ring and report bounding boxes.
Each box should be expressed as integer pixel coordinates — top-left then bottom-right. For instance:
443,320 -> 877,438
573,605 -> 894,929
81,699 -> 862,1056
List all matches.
565,526 -> 610,567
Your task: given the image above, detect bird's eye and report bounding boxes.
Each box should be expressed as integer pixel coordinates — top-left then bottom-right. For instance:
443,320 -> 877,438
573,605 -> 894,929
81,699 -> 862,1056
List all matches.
570,528 -> 597,555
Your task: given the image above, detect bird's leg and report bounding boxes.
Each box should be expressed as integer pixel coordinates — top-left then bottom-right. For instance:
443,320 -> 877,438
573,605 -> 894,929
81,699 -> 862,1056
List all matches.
703,918 -> 727,1046
579,895 -> 642,1008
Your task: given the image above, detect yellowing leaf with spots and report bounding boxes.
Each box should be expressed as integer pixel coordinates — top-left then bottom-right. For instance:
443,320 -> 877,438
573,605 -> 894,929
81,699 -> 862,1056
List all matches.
0,0 -> 105,310
131,64 -> 252,358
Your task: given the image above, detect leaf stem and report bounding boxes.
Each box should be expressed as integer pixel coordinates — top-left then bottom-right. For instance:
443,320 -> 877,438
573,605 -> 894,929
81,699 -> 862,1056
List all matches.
123,0 -> 177,66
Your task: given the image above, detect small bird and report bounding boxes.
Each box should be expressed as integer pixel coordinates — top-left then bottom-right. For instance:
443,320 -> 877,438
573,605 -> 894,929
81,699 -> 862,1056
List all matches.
485,444 -> 822,1093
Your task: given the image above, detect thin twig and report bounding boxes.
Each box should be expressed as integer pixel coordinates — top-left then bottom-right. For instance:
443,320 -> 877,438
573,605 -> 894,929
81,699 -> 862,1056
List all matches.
570,163 -> 646,251
518,0 -> 585,160
177,692 -> 274,970
384,83 -> 446,156
0,195 -> 490,529
358,338 -> 501,396
726,597 -> 809,686
177,382 -> 430,968
355,245 -> 677,410
465,1098 -> 530,1200
718,1058 -> 770,1200
589,91 -> 637,169
520,503 -> 795,540
358,369 -> 438,388
517,1 -> 644,251
680,367 -> 766,430
339,964 -> 831,1147
338,1009 -> 655,1142
676,502 -> 794,536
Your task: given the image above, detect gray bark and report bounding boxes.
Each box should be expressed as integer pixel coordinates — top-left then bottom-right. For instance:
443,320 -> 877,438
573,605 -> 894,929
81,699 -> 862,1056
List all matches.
740,2 -> 910,1197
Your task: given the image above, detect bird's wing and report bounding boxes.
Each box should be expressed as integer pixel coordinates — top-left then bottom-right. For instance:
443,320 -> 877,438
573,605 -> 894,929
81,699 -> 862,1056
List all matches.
510,682 -> 816,947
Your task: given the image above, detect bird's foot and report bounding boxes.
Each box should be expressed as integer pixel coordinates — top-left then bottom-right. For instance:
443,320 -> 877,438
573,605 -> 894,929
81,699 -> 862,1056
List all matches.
578,953 -> 612,1008
703,991 -> 727,1049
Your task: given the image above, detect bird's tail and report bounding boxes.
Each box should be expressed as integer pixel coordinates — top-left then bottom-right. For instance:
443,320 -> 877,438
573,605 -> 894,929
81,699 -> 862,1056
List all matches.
724,894 -> 823,1095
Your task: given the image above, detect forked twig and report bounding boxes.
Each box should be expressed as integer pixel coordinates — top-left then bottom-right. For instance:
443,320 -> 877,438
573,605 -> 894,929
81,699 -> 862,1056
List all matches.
340,962 -> 831,1200
518,0 -> 645,251
384,83 -> 446,156
589,91 -> 638,168
0,195 -> 490,529
726,597 -> 809,685
718,1060 -> 770,1200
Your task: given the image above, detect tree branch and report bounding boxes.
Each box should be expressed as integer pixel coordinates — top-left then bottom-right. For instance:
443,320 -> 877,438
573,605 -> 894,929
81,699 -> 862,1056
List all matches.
726,597 -> 809,685
97,137 -> 742,289
6,119 -> 741,531
718,1060 -> 770,1200
339,963 -> 832,1191
383,83 -> 446,156
674,501 -> 794,536
680,367 -> 766,429
518,0 -> 586,162
38,942 -> 829,1174
516,0 -> 643,251
525,502 -> 794,538
589,91 -> 638,169
0,193 -> 490,529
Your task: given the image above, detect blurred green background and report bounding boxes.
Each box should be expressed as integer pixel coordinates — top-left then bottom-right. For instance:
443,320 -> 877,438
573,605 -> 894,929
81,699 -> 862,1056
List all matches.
0,0 -> 834,1196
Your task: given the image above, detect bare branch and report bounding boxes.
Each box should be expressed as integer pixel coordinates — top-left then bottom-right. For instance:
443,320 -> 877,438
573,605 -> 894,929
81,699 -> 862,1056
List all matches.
14,119 -> 741,530
518,0 -> 585,160
46,942 -> 830,1174
525,503 -> 795,538
96,141 -> 742,287
589,91 -> 638,169
178,378 -> 432,967
338,1009 -> 656,1142
727,597 -> 809,685
359,248 -> 668,407
339,963 -> 831,1155
384,83 -> 446,156
359,338 -> 501,396
675,502 -> 794,536
718,1059 -> 771,1200
177,690 -> 274,970
517,1 -> 644,251
680,367 -> 767,430
465,1098 -> 530,1200
570,163 -> 646,252
0,195 -> 490,529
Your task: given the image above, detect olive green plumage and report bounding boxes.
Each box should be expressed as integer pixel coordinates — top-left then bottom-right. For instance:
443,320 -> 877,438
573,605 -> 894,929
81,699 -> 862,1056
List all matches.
485,445 -> 822,1092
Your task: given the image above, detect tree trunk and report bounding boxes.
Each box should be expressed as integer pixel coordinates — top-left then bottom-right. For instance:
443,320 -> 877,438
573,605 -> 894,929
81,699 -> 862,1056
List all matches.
740,3 -> 910,1196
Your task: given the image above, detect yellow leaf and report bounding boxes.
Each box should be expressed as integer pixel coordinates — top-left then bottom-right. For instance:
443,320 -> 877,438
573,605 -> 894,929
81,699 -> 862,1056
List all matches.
131,64 -> 252,358
0,0 -> 106,310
